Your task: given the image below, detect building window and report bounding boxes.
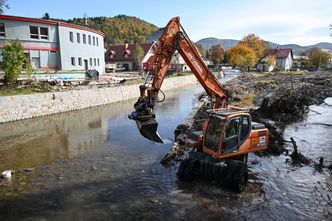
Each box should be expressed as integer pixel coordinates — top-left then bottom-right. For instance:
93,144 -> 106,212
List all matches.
30,26 -> 39,39
71,57 -> 75,66
94,58 -> 96,66
97,58 -> 100,66
78,57 -> 82,66
40,27 -> 48,40
69,32 -> 74,42
0,23 -> 6,37
96,37 -> 99,46
88,35 -> 91,45
83,34 -> 86,44
77,33 -> 80,43
50,50 -> 56,54
89,58 -> 92,66
93,36 -> 95,46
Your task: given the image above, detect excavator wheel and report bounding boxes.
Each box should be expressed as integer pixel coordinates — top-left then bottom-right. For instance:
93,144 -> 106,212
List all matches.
227,162 -> 248,193
177,159 -> 198,181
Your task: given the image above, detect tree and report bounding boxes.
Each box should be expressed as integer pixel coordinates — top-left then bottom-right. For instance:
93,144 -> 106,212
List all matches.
223,51 -> 229,64
308,48 -> 331,68
265,55 -> 276,67
2,40 -> 26,84
228,44 -> 257,71
205,50 -> 211,60
134,43 -> 144,74
210,44 -> 225,64
42,13 -> 50,20
239,34 -> 267,58
0,0 -> 8,14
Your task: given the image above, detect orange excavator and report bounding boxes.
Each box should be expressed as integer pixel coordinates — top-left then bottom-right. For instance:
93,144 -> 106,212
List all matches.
129,17 -> 269,192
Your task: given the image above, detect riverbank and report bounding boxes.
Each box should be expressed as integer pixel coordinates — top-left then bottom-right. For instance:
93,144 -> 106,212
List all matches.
163,70 -> 332,163
0,74 -> 197,124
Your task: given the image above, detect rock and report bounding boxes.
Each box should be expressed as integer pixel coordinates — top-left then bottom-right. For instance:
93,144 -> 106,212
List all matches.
23,168 -> 35,172
328,164 -> 332,170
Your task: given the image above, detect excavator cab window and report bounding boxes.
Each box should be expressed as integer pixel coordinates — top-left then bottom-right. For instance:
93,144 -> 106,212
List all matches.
221,116 -> 251,154
204,116 -> 225,152
240,116 -> 250,141
222,117 -> 240,153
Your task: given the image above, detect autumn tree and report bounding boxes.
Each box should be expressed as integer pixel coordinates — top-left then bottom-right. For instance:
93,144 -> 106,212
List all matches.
50,15 -> 158,46
210,44 -> 225,64
2,40 -> 25,84
308,48 -> 331,68
239,34 -> 267,58
228,44 -> 257,71
134,44 -> 145,74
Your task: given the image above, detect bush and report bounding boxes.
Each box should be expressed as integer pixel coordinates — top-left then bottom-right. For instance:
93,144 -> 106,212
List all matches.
2,40 -> 25,84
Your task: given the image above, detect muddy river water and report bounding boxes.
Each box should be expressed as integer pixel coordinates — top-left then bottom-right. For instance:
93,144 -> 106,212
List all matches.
0,76 -> 331,221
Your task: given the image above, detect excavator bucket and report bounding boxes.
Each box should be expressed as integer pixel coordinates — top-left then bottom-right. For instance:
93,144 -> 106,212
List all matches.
135,118 -> 163,143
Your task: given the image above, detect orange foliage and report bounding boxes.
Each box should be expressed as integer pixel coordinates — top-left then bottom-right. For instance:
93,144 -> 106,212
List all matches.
228,44 -> 257,71
239,34 -> 267,58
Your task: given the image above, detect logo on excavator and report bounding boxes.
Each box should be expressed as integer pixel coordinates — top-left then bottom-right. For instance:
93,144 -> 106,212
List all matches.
188,52 -> 203,73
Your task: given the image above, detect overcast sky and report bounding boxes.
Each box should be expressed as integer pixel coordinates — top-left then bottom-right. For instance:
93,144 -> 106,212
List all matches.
6,0 -> 332,45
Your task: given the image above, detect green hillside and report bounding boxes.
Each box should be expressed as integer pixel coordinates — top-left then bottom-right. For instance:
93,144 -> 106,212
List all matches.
49,15 -> 158,46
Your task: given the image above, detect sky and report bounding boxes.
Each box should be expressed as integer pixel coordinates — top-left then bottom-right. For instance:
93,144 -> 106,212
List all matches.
5,0 -> 332,45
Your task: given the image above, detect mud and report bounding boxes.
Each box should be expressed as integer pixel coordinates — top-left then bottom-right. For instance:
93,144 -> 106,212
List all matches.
167,70 -> 332,163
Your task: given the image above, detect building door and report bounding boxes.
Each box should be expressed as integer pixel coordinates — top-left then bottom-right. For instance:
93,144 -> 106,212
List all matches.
84,59 -> 88,71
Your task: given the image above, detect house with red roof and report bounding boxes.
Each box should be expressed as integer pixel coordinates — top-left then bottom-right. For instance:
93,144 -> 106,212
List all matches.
257,48 -> 293,72
105,43 -> 155,71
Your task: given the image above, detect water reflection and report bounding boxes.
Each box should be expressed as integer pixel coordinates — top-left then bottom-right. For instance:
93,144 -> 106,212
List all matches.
2,76 -> 330,221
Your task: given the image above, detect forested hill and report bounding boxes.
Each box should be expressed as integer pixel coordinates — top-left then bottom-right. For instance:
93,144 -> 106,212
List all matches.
48,15 -> 158,46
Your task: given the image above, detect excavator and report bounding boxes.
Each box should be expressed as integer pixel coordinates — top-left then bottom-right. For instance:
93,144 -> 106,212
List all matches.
129,17 -> 269,192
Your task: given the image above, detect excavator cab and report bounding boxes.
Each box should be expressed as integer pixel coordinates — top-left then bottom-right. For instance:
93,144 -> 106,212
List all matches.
198,109 -> 268,159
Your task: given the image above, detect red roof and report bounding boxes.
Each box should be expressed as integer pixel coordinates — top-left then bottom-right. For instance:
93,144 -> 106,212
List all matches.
263,48 -> 293,59
105,43 -> 154,62
0,15 -> 105,37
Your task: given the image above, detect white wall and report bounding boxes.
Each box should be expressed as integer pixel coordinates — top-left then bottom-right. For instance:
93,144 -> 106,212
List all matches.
58,26 -> 105,74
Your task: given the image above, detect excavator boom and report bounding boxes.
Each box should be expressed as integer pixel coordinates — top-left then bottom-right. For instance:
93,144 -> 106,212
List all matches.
129,17 -> 227,143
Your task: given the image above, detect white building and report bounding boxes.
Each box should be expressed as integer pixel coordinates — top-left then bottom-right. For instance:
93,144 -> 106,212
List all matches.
0,15 -> 105,75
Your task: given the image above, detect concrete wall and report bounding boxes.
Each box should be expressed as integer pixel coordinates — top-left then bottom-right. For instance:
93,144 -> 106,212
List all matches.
0,75 -> 197,124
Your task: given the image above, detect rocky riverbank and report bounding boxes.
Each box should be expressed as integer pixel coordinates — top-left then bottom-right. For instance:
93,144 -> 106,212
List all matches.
162,70 -> 332,164
0,75 -> 197,124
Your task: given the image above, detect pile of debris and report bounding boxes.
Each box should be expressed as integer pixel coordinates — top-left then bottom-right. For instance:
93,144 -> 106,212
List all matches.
161,70 -> 332,165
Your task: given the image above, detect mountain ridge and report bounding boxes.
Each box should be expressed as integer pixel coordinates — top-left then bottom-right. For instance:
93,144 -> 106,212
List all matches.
196,37 -> 332,54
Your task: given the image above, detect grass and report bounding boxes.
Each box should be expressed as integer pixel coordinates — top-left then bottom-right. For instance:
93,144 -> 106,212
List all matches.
237,93 -> 256,108
256,80 -> 276,87
0,87 -> 51,96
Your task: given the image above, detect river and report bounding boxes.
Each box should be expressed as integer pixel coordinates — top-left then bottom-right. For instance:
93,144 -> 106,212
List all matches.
0,76 -> 331,221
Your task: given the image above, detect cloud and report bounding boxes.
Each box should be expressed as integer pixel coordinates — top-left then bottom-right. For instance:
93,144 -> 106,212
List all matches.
186,0 -> 332,45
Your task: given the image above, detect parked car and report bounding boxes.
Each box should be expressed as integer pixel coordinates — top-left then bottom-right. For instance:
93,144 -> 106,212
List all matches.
115,64 -> 126,72
105,63 -> 116,73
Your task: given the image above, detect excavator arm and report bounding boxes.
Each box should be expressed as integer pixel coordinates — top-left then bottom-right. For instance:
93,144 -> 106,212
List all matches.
129,17 -> 228,143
